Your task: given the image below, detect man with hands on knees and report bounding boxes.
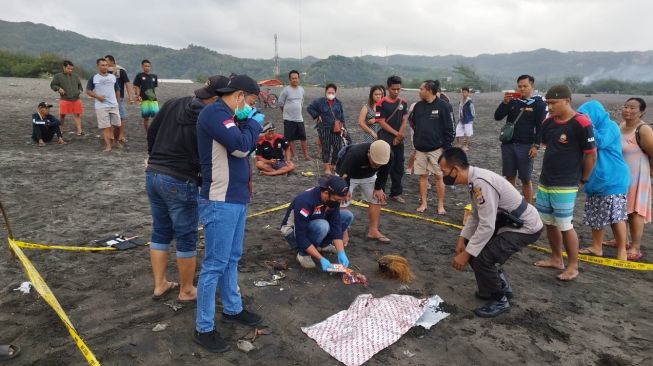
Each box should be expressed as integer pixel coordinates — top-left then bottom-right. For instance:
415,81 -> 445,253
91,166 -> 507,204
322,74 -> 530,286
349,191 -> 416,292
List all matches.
280,175 -> 354,270
440,147 -> 543,318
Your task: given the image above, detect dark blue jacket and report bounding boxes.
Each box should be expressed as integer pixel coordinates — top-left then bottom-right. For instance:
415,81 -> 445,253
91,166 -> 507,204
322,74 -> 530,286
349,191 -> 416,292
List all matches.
197,99 -> 262,203
307,97 -> 345,130
459,98 -> 475,124
280,187 -> 343,250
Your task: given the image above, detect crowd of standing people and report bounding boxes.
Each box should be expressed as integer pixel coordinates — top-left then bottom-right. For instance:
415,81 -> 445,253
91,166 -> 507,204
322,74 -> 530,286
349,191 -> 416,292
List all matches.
28,59 -> 652,352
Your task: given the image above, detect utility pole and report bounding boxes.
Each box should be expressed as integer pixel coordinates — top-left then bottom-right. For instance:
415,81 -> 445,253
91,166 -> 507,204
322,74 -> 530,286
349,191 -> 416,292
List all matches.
273,33 -> 280,78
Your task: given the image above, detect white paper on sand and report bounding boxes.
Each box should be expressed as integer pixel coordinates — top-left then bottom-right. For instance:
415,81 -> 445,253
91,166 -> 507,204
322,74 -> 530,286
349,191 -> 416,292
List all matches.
13,281 -> 32,294
414,295 -> 450,329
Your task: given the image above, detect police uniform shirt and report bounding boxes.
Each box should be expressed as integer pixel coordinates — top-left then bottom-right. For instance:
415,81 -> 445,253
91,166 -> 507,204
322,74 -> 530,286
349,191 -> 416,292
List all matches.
460,166 -> 543,257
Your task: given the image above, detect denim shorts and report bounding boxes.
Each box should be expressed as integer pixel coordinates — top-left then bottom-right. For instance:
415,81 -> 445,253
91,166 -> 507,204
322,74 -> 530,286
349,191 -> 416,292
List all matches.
501,143 -> 534,182
145,171 -> 199,257
118,99 -> 127,119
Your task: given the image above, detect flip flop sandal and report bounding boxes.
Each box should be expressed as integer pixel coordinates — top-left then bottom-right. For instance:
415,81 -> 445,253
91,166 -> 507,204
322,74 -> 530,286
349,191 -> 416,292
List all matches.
579,247 -> 603,257
367,235 -> 391,243
627,251 -> 644,261
0,344 -> 21,360
152,282 -> 178,300
602,240 -> 632,249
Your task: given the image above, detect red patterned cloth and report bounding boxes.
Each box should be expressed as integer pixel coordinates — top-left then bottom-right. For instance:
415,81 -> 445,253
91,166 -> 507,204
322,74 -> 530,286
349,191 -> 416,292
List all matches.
301,294 -> 426,366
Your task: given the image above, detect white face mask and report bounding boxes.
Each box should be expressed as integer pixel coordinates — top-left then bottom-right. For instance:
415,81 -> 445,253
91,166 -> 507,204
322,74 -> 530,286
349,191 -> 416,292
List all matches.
326,93 -> 336,101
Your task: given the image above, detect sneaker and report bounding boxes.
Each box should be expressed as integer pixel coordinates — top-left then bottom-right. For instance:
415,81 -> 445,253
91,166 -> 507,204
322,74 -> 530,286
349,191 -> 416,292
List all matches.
193,329 -> 231,353
389,195 -> 405,203
474,297 -> 510,318
319,244 -> 337,254
296,253 -> 316,269
222,309 -> 262,326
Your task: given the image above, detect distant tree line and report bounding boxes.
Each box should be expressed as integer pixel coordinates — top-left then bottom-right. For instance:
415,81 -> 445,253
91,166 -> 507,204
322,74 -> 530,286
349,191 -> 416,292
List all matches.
0,50 -> 90,78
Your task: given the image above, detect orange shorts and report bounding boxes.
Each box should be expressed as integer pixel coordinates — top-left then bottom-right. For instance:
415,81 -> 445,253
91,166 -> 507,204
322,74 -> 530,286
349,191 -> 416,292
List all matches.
59,99 -> 83,115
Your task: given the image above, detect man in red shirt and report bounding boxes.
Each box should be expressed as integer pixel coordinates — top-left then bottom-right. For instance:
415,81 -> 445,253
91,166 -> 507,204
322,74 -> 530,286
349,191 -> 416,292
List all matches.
255,123 -> 295,176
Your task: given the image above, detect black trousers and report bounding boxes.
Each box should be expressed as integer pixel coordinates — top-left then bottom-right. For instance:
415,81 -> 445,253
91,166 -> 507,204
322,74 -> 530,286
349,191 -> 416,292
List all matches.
388,142 -> 404,197
468,230 -> 542,300
32,124 -> 61,142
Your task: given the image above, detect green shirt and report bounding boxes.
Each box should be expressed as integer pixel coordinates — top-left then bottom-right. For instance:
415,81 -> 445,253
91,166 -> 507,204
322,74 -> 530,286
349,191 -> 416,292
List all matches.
50,72 -> 83,101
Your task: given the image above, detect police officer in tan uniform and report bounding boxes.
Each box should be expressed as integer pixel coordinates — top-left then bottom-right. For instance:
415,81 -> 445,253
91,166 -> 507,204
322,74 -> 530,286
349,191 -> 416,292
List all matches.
439,147 -> 544,317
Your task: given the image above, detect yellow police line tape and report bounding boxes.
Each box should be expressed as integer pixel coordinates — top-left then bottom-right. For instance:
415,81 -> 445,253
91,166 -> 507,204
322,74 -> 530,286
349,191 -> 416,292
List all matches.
12,240 -> 117,252
8,204 -> 291,253
7,238 -> 101,365
247,200 -> 651,270
528,244 -> 653,271
247,203 -> 290,218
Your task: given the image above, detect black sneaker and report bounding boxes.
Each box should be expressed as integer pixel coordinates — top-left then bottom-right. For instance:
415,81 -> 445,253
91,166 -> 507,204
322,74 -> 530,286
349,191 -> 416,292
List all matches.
474,297 -> 511,318
193,329 -> 231,353
222,309 -> 262,326
475,270 -> 514,300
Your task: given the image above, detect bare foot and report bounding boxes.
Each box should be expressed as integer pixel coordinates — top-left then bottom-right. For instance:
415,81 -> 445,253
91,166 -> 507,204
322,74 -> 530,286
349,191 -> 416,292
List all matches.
304,156 -> 312,161
416,205 -> 427,213
153,281 -> 178,298
437,207 -> 447,215
103,148 -> 112,153
177,286 -> 197,302
557,268 -> 579,281
534,258 -> 565,269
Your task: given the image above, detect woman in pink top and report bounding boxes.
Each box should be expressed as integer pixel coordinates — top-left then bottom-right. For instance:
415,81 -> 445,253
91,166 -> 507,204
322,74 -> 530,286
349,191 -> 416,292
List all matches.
619,97 -> 653,261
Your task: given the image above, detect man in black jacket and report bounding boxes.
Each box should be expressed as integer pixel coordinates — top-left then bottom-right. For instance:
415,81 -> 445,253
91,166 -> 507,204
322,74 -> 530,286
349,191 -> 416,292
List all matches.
336,140 -> 392,242
410,80 -> 455,215
493,75 -> 546,203
145,75 -> 228,302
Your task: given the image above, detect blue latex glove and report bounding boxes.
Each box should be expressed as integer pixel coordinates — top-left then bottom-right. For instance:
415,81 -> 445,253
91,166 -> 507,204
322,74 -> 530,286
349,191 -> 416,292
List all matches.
247,107 -> 259,118
319,257 -> 333,272
251,112 -> 265,125
337,250 -> 349,268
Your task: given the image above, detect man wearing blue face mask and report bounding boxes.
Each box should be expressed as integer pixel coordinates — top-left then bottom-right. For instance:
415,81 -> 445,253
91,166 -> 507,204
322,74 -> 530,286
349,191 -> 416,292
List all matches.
194,74 -> 265,353
280,176 -> 354,270
439,147 -> 543,318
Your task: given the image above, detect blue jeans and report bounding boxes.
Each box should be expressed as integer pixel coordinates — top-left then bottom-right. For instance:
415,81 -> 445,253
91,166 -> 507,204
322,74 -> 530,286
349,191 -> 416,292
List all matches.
145,171 -> 198,258
195,198 -> 247,333
285,209 -> 354,255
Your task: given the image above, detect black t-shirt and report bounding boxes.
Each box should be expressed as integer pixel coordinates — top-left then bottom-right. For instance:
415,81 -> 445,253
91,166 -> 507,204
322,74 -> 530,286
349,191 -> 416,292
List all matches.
408,98 -> 455,152
133,72 -> 158,100
335,143 -> 392,190
494,96 -> 547,145
376,97 -> 408,144
256,134 -> 288,160
540,113 -> 596,186
110,68 -> 130,98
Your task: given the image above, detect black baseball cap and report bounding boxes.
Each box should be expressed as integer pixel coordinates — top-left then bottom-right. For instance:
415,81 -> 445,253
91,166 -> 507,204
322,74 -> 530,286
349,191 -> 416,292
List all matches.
38,102 -> 53,108
194,75 -> 229,99
217,74 -> 260,95
318,176 -> 349,197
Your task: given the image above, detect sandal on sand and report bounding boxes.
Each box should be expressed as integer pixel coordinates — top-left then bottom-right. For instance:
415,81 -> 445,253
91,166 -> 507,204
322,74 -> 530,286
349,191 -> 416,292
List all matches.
367,235 -> 391,243
627,251 -> 644,261
389,196 -> 405,203
0,344 -> 21,360
76,131 -> 86,136
152,282 -> 178,300
579,247 -> 602,257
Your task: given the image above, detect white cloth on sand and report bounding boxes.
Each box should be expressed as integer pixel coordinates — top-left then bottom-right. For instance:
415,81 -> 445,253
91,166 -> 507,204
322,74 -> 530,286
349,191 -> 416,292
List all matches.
302,294 -> 448,366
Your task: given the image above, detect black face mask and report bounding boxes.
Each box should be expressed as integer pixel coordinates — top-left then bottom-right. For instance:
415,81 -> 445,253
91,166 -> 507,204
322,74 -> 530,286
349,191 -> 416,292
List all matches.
443,168 -> 457,186
326,200 -> 340,208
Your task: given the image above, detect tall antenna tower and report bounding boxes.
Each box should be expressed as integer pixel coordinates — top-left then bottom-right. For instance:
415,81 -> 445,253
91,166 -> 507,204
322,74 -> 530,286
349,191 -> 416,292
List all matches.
274,33 -> 280,77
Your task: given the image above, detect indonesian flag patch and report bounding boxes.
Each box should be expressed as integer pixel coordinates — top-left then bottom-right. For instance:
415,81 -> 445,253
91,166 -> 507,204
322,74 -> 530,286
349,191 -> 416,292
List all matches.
223,119 -> 236,128
300,208 -> 310,217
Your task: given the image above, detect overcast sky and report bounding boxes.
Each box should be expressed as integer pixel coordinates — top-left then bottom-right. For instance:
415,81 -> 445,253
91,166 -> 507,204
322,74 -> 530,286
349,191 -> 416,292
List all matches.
4,0 -> 652,59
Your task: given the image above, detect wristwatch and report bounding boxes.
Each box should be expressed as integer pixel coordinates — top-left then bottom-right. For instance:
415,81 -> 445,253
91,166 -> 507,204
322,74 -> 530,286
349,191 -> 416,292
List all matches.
532,144 -> 540,149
